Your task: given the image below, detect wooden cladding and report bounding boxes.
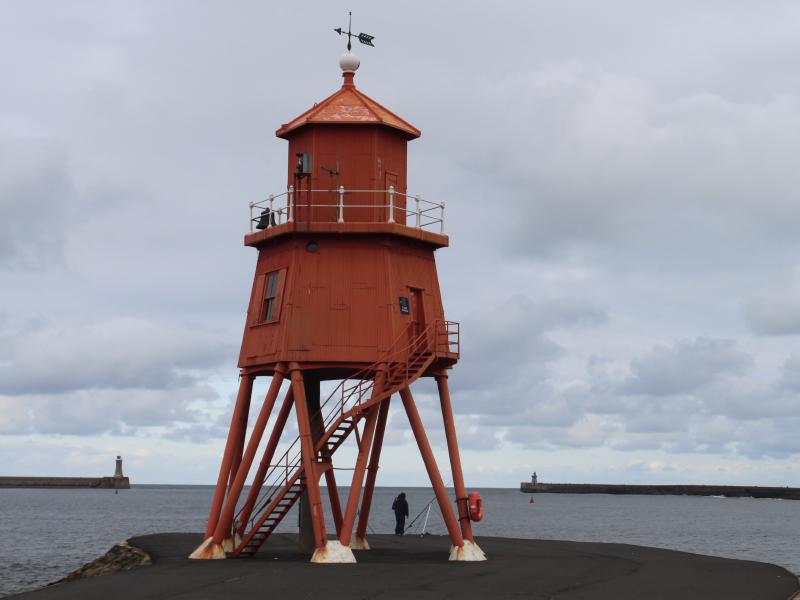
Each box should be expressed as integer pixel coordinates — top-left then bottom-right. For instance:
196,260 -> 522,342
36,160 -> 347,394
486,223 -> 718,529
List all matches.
238,235 -> 446,369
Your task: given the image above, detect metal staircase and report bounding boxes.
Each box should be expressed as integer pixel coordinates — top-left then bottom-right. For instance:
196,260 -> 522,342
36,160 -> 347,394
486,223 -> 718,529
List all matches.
231,320 -> 458,557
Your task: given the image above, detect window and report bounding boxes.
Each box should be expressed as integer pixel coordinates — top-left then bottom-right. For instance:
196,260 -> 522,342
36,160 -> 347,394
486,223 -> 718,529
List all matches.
263,271 -> 280,322
251,268 -> 285,325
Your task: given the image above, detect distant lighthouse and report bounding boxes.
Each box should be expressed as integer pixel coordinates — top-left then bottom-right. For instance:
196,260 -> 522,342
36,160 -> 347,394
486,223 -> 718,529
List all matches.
114,456 -> 124,479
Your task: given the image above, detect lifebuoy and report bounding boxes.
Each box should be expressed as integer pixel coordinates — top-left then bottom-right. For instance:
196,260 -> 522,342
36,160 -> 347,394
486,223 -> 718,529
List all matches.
468,491 -> 483,522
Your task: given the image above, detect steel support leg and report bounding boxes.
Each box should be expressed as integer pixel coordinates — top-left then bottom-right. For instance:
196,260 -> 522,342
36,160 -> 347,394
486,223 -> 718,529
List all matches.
212,365 -> 286,545
340,366 -> 386,547
324,465 -> 344,536
204,373 -> 254,538
436,372 -> 474,542
227,429 -> 245,495
236,385 -> 294,536
355,396 -> 391,546
299,373 -> 323,554
290,365 -> 328,552
339,407 -> 380,547
399,386 -> 464,548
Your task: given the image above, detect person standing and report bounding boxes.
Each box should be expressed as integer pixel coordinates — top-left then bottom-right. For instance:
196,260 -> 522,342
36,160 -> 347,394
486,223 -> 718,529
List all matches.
392,492 -> 409,535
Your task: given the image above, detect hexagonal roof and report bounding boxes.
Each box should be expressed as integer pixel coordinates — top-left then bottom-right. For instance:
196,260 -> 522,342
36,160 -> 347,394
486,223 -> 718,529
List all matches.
275,74 -> 421,140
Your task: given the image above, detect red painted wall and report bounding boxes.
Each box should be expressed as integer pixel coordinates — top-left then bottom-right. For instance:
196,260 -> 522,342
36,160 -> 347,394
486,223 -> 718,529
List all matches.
285,125 -> 409,224
238,234 -> 444,373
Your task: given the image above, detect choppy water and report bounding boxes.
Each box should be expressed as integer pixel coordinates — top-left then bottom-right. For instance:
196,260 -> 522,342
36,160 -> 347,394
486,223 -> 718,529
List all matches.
1,486 -> 798,597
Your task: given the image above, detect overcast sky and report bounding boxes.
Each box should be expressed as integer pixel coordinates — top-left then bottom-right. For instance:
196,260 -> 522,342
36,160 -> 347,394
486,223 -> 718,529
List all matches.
2,1 -> 800,487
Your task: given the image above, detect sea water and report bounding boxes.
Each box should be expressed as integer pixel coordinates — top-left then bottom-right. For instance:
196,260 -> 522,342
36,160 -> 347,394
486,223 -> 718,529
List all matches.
1,486 -> 798,597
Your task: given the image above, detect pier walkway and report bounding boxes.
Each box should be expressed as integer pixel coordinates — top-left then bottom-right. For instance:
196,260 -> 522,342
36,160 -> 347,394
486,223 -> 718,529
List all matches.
12,533 -> 798,600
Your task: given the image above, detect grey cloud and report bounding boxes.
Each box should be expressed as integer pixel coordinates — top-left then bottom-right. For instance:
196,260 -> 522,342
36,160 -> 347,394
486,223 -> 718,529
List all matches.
780,354 -> 800,391
3,2 -> 800,481
620,337 -> 752,396
461,65 -> 800,260
504,414 -> 624,450
456,294 -> 606,398
0,384 -> 218,436
622,401 -> 701,434
745,288 -> 800,335
0,318 -> 233,395
0,135 -> 71,268
701,379 -> 799,420
493,335 -> 799,459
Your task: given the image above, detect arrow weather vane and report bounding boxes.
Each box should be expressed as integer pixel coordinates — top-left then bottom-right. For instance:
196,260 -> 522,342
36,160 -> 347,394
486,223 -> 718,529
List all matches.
334,11 -> 375,51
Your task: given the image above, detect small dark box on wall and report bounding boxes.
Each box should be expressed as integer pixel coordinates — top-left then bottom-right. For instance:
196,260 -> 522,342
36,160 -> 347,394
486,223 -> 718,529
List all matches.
295,152 -> 312,175
399,297 -> 410,314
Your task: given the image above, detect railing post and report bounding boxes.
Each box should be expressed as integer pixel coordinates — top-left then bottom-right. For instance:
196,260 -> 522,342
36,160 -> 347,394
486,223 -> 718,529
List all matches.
249,202 -> 255,232
440,201 -> 445,234
415,194 -> 421,228
288,185 -> 294,223
268,194 -> 274,227
388,185 -> 395,223
338,185 -> 345,223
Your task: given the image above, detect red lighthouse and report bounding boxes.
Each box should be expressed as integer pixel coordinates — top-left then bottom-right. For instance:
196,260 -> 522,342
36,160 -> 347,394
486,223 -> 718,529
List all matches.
191,47 -> 485,563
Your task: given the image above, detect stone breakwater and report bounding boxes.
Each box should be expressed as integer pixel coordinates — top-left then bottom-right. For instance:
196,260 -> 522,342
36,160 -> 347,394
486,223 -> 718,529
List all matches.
520,482 -> 800,500
56,541 -> 152,584
0,476 -> 130,489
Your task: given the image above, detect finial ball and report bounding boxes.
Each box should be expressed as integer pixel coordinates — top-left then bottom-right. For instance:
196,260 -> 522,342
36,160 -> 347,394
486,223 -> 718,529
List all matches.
339,50 -> 360,73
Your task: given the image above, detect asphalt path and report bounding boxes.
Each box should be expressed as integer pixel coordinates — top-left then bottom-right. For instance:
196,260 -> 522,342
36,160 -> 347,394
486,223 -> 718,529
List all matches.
12,533 -> 799,599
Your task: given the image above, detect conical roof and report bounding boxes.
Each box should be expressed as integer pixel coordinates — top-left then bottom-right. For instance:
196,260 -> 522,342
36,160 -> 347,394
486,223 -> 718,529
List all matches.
276,74 -> 421,140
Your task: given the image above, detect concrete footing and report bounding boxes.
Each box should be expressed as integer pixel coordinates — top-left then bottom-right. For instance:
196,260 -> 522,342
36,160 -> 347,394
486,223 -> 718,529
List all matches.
449,539 -> 487,561
221,534 -> 240,554
310,540 -> 356,564
351,536 -> 370,550
187,537 -> 225,560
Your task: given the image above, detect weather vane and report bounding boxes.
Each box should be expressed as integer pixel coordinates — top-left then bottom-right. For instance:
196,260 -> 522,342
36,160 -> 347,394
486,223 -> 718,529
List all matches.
334,11 -> 374,51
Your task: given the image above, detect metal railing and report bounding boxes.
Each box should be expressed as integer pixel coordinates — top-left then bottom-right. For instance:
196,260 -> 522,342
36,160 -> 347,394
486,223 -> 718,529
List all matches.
248,186 -> 445,234
437,320 -> 460,355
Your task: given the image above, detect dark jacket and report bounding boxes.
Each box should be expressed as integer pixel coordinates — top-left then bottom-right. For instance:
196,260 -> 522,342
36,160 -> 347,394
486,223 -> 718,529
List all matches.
392,495 -> 409,517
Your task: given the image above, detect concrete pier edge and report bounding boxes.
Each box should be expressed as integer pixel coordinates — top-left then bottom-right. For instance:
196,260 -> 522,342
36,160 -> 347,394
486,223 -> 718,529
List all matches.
11,532 -> 798,600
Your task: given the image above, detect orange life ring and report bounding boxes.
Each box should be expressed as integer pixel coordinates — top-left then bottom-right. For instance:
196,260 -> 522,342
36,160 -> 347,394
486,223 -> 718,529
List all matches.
468,491 -> 483,522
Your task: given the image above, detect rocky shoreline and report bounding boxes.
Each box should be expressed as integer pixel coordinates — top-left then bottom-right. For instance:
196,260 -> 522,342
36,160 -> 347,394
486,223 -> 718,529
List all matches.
51,541 -> 151,586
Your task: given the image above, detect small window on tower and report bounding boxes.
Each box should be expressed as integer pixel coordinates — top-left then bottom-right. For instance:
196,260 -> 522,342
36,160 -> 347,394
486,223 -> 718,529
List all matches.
263,271 -> 280,322
253,268 -> 286,325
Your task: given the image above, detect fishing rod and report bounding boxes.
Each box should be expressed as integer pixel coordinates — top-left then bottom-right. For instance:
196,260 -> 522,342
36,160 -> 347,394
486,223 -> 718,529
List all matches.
403,481 -> 452,535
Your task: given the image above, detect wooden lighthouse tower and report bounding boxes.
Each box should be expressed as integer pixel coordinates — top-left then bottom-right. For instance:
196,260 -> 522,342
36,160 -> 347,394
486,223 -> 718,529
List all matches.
191,45 -> 485,563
